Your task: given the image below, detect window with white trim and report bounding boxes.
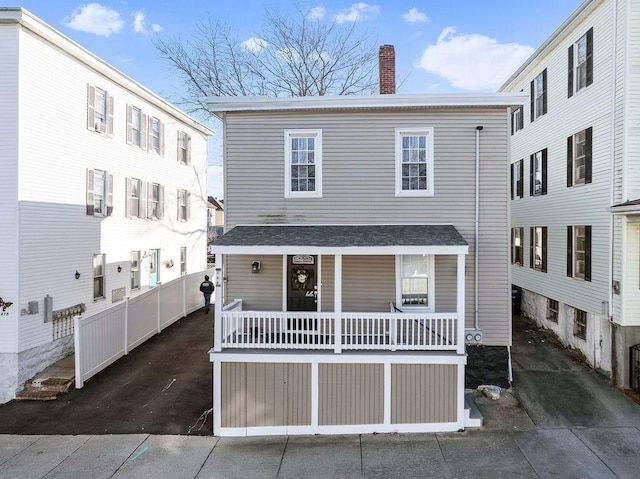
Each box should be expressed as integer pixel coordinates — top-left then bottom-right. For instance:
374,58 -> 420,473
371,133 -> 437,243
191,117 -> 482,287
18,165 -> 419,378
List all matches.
530,226 -> 547,272
530,149 -> 547,196
93,254 -> 105,300
147,183 -> 163,219
567,128 -> 592,187
126,105 -> 147,149
177,189 -> 190,221
284,129 -> 322,198
150,117 -> 163,154
130,251 -> 140,291
126,178 -> 145,218
397,255 -> 434,309
569,28 -> 593,97
177,131 -> 191,165
86,168 -> 113,216
395,128 -> 434,196
530,70 -> 547,120
180,247 -> 187,275
511,159 -> 523,199
547,298 -> 559,323
87,84 -> 113,136
511,106 -> 523,134
574,309 -> 587,340
567,225 -> 591,281
511,227 -> 524,266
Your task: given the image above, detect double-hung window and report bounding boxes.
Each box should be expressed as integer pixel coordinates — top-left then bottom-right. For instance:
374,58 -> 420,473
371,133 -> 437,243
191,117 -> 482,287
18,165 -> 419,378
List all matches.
126,105 -> 146,149
530,69 -> 547,121
397,255 -> 434,310
87,84 -> 113,136
93,254 -> 105,300
126,178 -> 145,218
547,299 -> 559,323
284,129 -> 322,198
511,159 -> 523,199
177,189 -> 190,221
530,149 -> 547,196
511,106 -> 523,135
530,226 -> 547,272
567,225 -> 591,281
567,128 -> 592,187
568,28 -> 593,97
511,227 -> 524,266
150,117 -> 163,154
86,168 -> 113,216
180,247 -> 187,275
177,131 -> 191,165
147,183 -> 163,219
574,309 -> 587,340
130,251 -> 141,291
395,128 -> 434,197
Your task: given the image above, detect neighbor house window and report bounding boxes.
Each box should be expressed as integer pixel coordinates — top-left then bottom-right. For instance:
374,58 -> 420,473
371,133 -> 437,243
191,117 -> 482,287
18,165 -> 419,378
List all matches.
127,105 -> 146,148
86,168 -> 113,216
284,129 -> 323,198
530,69 -> 547,120
574,309 -> 587,340
93,254 -> 105,300
567,225 -> 592,281
397,255 -> 433,309
511,159 -> 523,199
530,149 -> 547,196
568,28 -> 593,97
511,106 -> 523,134
395,127 -> 434,197
87,84 -> 113,136
530,226 -> 547,272
150,117 -> 163,154
511,227 -> 524,266
180,247 -> 187,275
547,298 -> 559,323
177,131 -> 191,165
177,189 -> 190,221
126,178 -> 145,218
130,251 -> 140,290
147,183 -> 163,219
567,128 -> 592,187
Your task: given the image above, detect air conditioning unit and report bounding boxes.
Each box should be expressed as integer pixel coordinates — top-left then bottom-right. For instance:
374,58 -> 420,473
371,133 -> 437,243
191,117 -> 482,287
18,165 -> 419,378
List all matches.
94,120 -> 104,132
465,328 -> 483,345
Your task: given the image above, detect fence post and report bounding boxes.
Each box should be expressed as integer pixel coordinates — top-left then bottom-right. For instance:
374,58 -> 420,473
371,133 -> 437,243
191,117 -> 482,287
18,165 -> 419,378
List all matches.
74,315 -> 83,388
124,296 -> 130,355
157,282 -> 162,333
182,274 -> 187,318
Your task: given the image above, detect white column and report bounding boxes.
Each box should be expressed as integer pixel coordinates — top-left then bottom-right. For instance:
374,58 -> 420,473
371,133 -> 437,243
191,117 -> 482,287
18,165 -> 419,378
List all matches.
214,257 -> 224,352
457,253 -> 466,354
334,254 -> 342,353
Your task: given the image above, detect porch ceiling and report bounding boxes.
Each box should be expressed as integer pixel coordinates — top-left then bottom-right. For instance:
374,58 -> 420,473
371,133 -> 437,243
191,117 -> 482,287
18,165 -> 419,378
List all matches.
211,224 -> 469,255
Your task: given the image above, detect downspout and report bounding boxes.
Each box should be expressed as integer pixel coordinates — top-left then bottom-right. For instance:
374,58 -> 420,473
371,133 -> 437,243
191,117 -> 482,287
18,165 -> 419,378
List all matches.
475,126 -> 483,330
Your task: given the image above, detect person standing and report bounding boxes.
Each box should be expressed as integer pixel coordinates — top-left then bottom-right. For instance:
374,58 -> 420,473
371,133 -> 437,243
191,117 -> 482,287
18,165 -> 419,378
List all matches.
199,275 -> 215,314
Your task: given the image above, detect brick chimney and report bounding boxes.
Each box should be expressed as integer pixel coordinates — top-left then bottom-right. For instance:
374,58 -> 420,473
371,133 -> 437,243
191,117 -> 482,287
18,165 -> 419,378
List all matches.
379,45 -> 396,94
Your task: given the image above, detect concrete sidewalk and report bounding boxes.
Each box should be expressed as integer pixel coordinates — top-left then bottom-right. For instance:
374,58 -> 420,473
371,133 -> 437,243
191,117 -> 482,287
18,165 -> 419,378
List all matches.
1,316 -> 640,478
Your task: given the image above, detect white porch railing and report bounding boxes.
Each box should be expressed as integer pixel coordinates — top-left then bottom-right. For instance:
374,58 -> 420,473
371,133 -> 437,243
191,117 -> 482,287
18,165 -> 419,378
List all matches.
220,304 -> 460,352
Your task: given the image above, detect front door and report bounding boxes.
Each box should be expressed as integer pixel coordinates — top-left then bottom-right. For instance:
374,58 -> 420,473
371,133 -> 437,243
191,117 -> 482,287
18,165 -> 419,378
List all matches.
287,255 -> 317,311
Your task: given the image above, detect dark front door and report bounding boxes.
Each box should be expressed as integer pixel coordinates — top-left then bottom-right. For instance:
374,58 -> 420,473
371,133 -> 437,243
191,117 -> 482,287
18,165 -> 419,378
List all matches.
287,255 -> 317,311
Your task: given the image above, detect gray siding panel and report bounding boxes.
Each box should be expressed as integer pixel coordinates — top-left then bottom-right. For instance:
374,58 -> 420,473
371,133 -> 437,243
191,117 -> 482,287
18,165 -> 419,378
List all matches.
320,255 -> 335,312
343,255 -> 395,312
226,255 -> 283,311
221,362 -> 246,428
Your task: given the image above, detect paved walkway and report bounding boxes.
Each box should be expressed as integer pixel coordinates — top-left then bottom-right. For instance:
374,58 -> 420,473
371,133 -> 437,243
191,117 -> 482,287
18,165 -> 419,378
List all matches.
1,315 -> 640,478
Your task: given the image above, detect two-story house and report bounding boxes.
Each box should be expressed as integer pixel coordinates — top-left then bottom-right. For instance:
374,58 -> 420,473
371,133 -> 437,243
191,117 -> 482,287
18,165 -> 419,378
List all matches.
207,49 -> 526,436
0,8 -> 212,403
501,0 -> 640,390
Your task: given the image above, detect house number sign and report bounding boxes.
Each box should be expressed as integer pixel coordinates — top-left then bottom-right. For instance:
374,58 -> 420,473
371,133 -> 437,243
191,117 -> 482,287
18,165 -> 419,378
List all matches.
292,255 -> 314,265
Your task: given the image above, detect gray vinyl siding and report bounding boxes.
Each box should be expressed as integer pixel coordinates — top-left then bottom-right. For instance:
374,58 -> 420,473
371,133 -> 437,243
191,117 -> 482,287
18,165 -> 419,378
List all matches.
223,108 -> 511,344
343,256 -> 395,312
625,0 -> 640,200
434,256 -> 458,313
320,255 -> 334,312
225,255 -> 283,311
319,363 -> 384,425
391,364 -> 457,424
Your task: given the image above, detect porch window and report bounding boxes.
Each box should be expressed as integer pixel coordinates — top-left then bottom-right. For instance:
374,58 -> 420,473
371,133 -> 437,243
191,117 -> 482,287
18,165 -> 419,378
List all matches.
284,129 -> 322,198
395,127 -> 434,197
398,255 -> 433,308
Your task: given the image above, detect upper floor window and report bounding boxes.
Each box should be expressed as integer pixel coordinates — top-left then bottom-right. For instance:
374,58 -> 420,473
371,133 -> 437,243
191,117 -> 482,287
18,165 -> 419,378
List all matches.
511,159 -> 523,200
87,84 -> 113,136
397,254 -> 434,310
126,178 -> 145,218
567,225 -> 591,281
177,131 -> 191,165
86,168 -> 113,216
511,227 -> 524,266
93,253 -> 105,300
530,149 -> 547,196
568,28 -> 593,97
511,106 -> 523,135
147,183 -> 164,219
150,117 -> 164,154
567,127 -> 592,187
284,129 -> 323,198
530,69 -> 547,121
530,226 -> 547,273
127,105 -> 147,149
395,127 -> 434,197
177,189 -> 190,221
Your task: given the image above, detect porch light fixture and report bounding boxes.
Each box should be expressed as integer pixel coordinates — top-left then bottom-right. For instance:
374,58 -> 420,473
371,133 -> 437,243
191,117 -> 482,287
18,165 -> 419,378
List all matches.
251,261 -> 261,273
74,271 -> 80,280
117,265 -> 122,273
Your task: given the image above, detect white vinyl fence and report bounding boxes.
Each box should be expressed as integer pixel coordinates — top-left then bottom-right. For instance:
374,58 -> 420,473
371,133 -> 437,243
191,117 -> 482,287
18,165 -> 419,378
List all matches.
74,269 -> 213,388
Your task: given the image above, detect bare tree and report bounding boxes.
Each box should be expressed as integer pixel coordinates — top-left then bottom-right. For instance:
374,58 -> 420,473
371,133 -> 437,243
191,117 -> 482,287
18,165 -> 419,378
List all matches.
153,6 -> 378,116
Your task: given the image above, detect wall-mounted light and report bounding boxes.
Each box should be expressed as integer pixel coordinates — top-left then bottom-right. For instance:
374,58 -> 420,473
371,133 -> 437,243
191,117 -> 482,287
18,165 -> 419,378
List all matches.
75,271 -> 81,280
117,265 -> 122,273
252,261 -> 261,273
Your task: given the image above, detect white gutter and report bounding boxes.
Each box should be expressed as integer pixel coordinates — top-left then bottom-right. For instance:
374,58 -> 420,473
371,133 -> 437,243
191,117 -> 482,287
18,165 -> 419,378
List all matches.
475,126 -> 483,330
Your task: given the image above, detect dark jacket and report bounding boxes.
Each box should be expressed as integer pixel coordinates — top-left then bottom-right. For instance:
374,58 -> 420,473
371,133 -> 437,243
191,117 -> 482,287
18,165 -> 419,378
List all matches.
199,281 -> 215,295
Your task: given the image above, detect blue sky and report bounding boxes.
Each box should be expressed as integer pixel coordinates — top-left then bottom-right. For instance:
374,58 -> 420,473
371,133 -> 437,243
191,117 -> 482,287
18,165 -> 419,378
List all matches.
18,1 -> 584,197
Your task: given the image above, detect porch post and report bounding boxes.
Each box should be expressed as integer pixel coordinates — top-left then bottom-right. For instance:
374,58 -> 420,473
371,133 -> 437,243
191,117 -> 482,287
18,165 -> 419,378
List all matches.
214,255 -> 223,352
334,254 -> 342,353
457,253 -> 466,354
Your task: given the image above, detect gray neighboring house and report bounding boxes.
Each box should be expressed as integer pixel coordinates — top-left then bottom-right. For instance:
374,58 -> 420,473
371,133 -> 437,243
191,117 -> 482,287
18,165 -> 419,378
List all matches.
207,48 -> 527,436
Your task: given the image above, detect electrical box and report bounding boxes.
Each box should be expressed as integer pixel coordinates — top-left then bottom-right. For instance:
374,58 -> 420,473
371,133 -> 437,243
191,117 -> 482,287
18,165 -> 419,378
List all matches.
28,301 -> 38,314
465,328 -> 483,345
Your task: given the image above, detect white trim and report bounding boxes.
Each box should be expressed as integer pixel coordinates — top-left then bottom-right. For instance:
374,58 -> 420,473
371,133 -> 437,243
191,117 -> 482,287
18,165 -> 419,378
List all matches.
282,255 -> 288,312
395,254 -> 435,312
209,351 -> 466,364
212,244 -> 469,256
334,254 -> 342,353
311,363 -> 319,428
213,360 -> 222,436
395,127 -> 434,197
383,363 -> 391,425
284,129 -> 322,198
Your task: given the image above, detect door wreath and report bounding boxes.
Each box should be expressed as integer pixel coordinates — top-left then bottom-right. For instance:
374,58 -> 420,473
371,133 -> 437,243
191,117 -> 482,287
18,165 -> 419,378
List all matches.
292,268 -> 312,289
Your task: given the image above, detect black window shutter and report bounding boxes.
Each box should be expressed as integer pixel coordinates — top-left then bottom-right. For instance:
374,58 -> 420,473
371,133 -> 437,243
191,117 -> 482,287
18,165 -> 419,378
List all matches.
542,69 -> 548,115
518,159 -> 524,198
511,164 -> 515,200
530,228 -> 534,269
511,112 -> 514,136
567,136 -> 574,187
542,149 -> 548,195
585,127 -> 593,184
568,45 -> 574,98
567,226 -> 573,277
511,229 -> 514,263
519,107 -> 524,130
586,27 -> 594,87
585,225 -> 592,282
529,154 -> 534,196
86,168 -> 94,216
530,80 -> 535,122
542,227 -> 548,273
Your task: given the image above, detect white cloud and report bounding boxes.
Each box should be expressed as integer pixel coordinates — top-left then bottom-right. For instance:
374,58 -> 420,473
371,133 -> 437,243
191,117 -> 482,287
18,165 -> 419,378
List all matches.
335,3 -> 380,23
415,27 -> 534,91
152,23 -> 163,33
241,37 -> 268,54
308,6 -> 326,20
63,3 -> 124,37
132,11 -> 162,35
402,7 -> 428,24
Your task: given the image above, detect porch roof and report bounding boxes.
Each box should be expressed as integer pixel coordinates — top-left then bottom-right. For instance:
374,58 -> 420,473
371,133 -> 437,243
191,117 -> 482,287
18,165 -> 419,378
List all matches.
212,224 -> 469,255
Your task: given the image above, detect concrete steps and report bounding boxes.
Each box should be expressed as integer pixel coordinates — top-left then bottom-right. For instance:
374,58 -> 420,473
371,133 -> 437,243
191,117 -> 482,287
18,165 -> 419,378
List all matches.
15,355 -> 75,401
